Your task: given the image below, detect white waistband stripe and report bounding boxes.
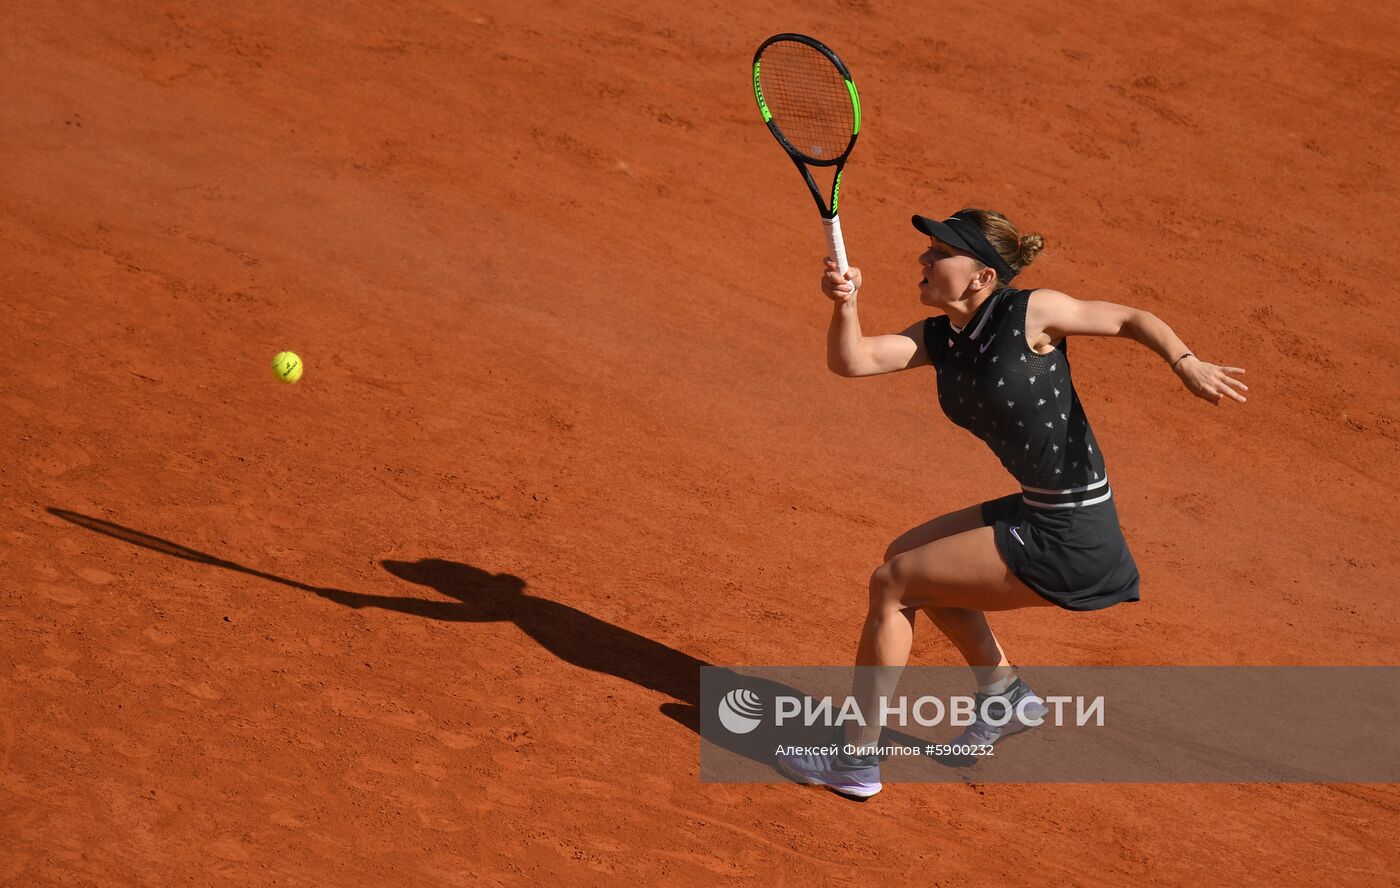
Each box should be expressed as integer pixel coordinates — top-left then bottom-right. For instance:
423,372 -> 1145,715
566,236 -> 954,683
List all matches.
1022,489 -> 1114,510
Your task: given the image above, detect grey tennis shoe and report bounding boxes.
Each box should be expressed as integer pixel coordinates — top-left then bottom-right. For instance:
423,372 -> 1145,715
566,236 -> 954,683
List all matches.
950,676 -> 1049,746
776,739 -> 883,799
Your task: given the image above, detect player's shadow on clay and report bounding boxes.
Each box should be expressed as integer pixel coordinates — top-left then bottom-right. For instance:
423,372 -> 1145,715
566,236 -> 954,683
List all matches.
47,508 -> 708,732
336,557 -> 707,721
49,507 -> 958,786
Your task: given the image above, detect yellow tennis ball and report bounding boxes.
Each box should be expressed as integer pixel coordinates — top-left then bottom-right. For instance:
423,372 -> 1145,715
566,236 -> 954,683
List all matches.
271,351 -> 303,384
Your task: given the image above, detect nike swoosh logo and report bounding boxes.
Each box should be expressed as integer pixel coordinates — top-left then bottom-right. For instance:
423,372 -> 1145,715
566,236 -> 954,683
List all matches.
979,334 -> 997,353
1009,527 -> 1026,546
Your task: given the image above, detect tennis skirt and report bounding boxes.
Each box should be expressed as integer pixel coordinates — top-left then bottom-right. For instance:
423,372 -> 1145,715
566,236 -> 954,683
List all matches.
981,492 -> 1141,611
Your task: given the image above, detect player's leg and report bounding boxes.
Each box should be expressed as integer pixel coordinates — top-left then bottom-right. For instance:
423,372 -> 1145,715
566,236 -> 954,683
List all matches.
847,525 -> 1051,749
882,504 -> 1020,687
924,606 -> 1011,685
778,515 -> 1048,796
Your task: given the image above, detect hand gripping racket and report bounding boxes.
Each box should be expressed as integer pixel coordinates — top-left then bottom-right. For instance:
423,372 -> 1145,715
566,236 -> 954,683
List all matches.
751,33 -> 862,273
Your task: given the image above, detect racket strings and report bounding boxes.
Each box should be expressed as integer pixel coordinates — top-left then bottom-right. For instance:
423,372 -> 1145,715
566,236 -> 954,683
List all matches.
758,41 -> 854,161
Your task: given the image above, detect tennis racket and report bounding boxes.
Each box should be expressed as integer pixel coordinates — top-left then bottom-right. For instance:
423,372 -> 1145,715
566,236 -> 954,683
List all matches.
751,33 -> 862,273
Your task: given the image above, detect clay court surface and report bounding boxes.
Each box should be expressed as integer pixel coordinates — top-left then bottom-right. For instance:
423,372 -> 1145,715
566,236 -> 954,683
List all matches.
3,0 -> 1399,883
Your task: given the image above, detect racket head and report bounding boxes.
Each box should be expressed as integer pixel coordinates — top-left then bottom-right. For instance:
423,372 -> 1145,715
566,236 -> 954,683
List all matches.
752,33 -> 861,168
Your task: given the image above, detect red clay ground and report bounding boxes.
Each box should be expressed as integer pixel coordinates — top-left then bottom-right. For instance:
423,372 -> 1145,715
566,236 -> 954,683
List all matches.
3,0 -> 1398,884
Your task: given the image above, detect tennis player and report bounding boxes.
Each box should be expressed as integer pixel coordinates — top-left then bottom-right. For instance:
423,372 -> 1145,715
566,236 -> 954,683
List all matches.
777,208 -> 1247,798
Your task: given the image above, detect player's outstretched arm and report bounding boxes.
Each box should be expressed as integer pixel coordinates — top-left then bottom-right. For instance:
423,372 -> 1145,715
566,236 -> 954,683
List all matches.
1029,288 -> 1248,407
821,259 -> 930,377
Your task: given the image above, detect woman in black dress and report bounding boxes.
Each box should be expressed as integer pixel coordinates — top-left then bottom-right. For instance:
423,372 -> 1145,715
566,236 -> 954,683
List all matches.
778,208 -> 1247,798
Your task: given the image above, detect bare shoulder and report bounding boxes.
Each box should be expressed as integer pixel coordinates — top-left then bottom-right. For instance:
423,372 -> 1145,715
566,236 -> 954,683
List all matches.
1025,287 -> 1137,342
1024,288 -> 1076,325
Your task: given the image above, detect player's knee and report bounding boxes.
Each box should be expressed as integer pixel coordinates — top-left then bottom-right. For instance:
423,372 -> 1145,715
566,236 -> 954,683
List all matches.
868,561 -> 903,611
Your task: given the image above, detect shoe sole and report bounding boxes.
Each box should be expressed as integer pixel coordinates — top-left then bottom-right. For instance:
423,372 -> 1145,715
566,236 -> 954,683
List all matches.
777,760 -> 882,799
828,783 -> 882,799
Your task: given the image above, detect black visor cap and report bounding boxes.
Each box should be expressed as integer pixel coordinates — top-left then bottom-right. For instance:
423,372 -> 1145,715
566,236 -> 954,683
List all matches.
912,213 -> 1016,281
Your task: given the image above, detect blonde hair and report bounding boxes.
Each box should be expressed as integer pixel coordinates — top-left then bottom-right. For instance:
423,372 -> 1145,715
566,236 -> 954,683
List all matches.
958,207 -> 1044,285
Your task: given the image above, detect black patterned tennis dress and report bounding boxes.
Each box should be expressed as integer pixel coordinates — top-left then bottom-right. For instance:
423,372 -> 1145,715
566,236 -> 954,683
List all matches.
923,287 -> 1140,610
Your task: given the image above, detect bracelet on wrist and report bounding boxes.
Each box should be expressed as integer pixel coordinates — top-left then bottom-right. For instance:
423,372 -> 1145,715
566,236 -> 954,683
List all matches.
1171,352 -> 1194,370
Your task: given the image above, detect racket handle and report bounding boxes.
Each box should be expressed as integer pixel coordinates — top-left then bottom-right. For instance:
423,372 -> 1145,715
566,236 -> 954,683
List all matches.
823,216 -> 849,275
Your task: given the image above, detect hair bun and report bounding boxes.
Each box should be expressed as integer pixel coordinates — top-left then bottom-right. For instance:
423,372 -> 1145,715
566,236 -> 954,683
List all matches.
1018,233 -> 1045,267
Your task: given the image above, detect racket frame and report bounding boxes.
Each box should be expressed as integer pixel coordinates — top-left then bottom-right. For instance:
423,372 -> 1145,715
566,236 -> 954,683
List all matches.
752,33 -> 862,272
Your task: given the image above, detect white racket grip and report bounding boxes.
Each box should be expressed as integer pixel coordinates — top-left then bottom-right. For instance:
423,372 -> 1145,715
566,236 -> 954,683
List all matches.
823,216 -> 849,275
